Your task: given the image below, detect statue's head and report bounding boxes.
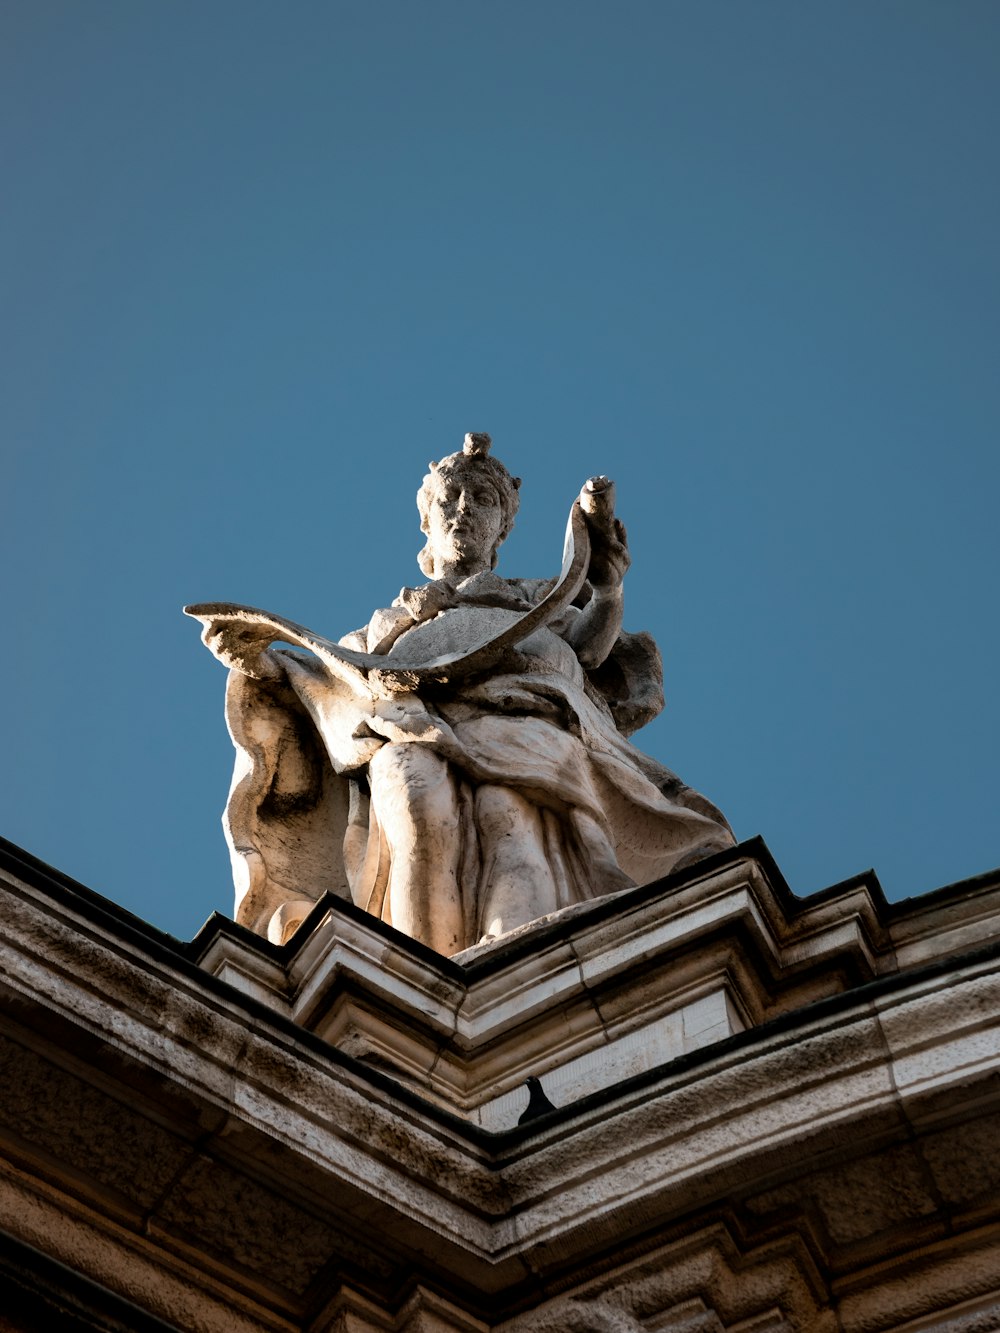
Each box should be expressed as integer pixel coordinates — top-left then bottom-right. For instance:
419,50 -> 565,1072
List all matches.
417,433 -> 522,577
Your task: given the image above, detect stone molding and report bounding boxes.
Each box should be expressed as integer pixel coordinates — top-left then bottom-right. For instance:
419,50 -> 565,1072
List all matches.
1,833 -> 1000,1329
193,838 -> 1000,1129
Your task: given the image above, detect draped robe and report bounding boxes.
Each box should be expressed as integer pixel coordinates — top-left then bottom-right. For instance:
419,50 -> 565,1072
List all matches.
220,573 -> 734,955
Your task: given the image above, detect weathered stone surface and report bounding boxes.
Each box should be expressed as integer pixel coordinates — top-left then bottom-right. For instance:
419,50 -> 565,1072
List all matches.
188,434 -> 733,955
192,842 -> 1000,1136
2,836 -> 1000,1329
0,1030 -> 191,1218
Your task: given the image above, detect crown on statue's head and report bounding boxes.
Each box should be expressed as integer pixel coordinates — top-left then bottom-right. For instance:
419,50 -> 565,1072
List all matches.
463,431 -> 492,458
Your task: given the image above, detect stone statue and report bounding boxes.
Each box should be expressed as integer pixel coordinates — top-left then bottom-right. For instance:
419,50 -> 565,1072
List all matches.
187,434 -> 733,955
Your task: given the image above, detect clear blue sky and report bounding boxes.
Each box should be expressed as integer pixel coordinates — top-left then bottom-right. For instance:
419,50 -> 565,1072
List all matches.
2,1 -> 998,939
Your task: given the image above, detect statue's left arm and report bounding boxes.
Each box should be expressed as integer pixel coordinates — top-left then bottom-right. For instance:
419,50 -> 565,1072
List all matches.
558,477 -> 631,670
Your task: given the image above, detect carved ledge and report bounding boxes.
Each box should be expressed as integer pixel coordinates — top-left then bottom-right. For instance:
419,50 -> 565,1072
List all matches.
3,833 -> 1000,1329
192,837 -> 1000,1129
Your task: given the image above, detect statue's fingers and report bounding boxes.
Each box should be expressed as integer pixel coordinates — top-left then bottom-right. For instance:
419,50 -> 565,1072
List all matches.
201,619 -> 227,648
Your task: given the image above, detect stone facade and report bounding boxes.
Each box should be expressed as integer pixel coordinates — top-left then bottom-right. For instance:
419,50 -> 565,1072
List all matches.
2,833 -> 1000,1329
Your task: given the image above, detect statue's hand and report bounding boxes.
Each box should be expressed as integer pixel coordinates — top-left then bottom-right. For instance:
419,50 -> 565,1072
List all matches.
202,622 -> 281,679
394,581 -> 454,624
579,476 -> 631,592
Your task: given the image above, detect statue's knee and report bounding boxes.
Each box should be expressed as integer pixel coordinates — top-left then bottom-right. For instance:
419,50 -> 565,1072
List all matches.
475,786 -> 550,870
370,744 -> 456,827
476,784 -> 535,829
370,742 -> 431,784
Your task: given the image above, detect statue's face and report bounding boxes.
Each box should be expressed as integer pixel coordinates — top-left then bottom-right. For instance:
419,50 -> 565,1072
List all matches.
426,472 -> 504,572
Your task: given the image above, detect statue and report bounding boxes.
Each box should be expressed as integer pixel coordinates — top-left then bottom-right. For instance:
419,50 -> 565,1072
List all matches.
186,434 -> 733,956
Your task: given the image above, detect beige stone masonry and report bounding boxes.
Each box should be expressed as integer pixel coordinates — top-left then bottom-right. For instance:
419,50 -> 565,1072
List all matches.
2,835 -> 1000,1329
194,843 -> 1000,1130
